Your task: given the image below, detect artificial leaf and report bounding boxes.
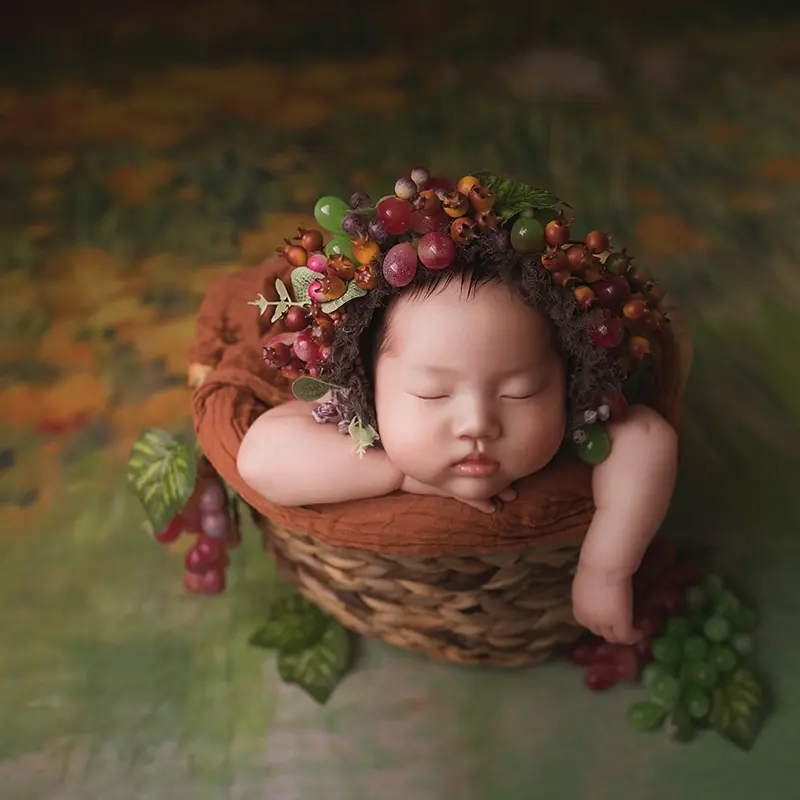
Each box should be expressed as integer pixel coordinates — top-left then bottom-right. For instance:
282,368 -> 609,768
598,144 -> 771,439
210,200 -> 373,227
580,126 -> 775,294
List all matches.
275,277 -> 291,302
291,376 -> 335,402
290,267 -> 318,305
348,416 -> 380,457
126,428 -> 197,531
710,666 -> 766,751
321,280 -> 367,313
473,170 -> 563,222
277,621 -> 353,704
249,593 -> 330,655
247,293 -> 269,315
270,299 -> 290,323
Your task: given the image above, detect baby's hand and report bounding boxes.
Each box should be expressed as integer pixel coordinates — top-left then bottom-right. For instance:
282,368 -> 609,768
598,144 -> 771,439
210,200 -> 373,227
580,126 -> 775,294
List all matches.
400,476 -> 517,514
571,566 -> 642,645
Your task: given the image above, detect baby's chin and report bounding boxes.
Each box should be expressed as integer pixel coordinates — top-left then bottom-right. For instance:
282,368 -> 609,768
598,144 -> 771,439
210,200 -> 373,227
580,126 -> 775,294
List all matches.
436,473 -> 514,502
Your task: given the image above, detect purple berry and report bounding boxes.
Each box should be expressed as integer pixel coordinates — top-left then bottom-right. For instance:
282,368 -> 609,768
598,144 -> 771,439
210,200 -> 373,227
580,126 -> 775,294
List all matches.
201,510 -> 231,539
367,219 -> 387,244
395,177 -> 418,201
341,213 -> 363,236
382,242 -> 418,287
199,482 -> 226,513
410,166 -> 430,189
348,191 -> 371,209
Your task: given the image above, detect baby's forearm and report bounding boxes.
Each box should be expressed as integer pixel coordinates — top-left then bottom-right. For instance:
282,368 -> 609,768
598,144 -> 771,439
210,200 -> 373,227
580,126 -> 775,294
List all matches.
237,404 -> 403,506
578,405 -> 679,579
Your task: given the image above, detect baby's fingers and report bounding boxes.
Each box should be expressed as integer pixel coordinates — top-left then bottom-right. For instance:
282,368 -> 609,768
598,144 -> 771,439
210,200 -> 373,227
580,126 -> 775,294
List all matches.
458,497 -> 497,514
497,486 -> 518,503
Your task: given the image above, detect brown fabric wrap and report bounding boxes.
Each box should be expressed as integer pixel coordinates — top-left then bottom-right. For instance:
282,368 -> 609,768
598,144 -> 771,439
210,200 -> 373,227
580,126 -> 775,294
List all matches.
190,257 -> 690,557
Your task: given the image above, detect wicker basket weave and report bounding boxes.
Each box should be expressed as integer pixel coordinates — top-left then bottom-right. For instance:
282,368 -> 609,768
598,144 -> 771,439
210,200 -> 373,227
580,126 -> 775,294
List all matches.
190,260 -> 692,668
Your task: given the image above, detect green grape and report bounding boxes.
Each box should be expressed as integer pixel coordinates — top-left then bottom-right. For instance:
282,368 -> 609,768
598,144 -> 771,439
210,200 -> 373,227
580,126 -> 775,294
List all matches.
731,606 -> 759,633
325,235 -> 356,262
709,644 -> 738,673
664,616 -> 691,640
642,662 -> 666,690
684,585 -> 707,611
576,423 -> 611,465
704,616 -> 732,643
314,195 -> 350,233
682,635 -> 710,661
687,611 -> 708,633
510,217 -> 545,253
731,632 -> 756,656
688,661 -> 719,689
713,590 -> 741,618
702,573 -> 725,598
666,707 -> 696,742
649,673 -> 681,709
652,636 -> 682,664
627,701 -> 667,732
683,685 -> 711,720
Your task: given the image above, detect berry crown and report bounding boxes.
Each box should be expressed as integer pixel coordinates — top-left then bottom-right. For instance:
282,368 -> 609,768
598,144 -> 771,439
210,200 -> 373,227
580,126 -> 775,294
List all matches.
248,167 -> 670,464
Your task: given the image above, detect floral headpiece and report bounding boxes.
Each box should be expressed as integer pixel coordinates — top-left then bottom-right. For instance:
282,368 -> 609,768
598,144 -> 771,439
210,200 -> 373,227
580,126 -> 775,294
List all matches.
249,167 -> 669,465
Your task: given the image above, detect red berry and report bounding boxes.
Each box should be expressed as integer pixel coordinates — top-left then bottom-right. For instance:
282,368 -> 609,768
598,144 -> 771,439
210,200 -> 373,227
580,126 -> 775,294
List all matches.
585,230 -> 610,253
599,389 -> 628,422
418,231 -> 457,269
425,175 -> 451,194
292,331 -> 320,364
283,306 -> 310,332
592,276 -> 631,312
541,245 -> 568,272
566,244 -> 590,271
183,571 -> 205,594
544,218 -> 571,247
279,243 -> 308,267
377,196 -> 412,235
310,316 -> 335,346
448,216 -> 476,246
185,535 -> 225,573
573,285 -> 596,311
628,336 -> 651,360
593,641 -> 617,663
298,228 -> 323,252
200,566 -> 226,594
623,298 -> 647,320
633,606 -> 664,638
262,341 -> 292,369
589,312 -> 624,349
468,185 -> 497,212
155,516 -> 184,544
411,209 -> 448,235
569,639 -> 602,666
612,645 -> 640,683
634,637 -> 655,665
584,662 -> 617,691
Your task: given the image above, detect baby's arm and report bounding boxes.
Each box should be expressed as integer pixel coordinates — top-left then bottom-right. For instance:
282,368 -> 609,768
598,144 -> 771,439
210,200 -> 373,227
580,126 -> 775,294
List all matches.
237,400 -> 403,506
572,404 -> 679,642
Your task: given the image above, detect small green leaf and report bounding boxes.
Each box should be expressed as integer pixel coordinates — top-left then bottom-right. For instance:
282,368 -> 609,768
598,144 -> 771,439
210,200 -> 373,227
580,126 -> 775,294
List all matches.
126,428 -> 197,531
247,293 -> 269,315
290,267 -> 318,305
321,280 -> 367,313
275,277 -> 291,302
277,621 -> 353,704
348,416 -> 380,457
249,593 -> 330,654
270,299 -> 290,323
291,376 -> 335,402
473,170 -> 563,222
710,666 -> 767,751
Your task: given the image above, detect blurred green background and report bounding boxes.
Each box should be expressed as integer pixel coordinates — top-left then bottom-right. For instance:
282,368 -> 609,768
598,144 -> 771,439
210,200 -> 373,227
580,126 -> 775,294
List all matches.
1,1 -> 798,797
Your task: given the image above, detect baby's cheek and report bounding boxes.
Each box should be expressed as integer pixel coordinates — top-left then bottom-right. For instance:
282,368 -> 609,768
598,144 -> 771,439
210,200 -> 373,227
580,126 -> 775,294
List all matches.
377,403 -> 439,477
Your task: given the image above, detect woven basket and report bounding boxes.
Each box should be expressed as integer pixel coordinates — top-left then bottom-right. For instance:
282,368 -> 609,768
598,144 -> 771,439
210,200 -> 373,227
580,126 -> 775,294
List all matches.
190,260 -> 692,668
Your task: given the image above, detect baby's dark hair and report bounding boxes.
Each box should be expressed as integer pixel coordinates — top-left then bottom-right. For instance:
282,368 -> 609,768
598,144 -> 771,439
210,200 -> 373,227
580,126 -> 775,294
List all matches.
324,228 -> 632,441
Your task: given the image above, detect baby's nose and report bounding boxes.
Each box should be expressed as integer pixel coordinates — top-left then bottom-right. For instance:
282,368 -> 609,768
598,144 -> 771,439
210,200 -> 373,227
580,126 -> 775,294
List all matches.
454,397 -> 501,440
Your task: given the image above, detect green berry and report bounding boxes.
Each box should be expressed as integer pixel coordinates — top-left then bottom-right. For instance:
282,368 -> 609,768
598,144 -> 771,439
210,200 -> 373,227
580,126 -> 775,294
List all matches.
731,632 -> 756,656
510,217 -> 545,253
687,611 -> 707,633
664,616 -> 691,640
731,606 -> 759,633
642,662 -> 666,690
688,661 -> 719,689
666,707 -> 696,742
684,585 -> 707,611
704,616 -> 732,643
627,701 -> 667,732
682,635 -> 710,661
683,685 -> 711,720
713,590 -> 741,618
652,636 -> 682,664
702,573 -> 725,598
709,644 -> 738,673
649,673 -> 681,709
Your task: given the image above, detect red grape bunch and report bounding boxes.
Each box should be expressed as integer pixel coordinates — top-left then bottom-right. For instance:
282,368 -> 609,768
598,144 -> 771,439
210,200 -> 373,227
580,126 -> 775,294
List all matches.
153,458 -> 241,595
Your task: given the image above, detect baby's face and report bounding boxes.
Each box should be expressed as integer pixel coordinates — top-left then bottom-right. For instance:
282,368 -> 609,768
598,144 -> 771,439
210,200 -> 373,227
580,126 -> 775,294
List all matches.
374,279 -> 566,501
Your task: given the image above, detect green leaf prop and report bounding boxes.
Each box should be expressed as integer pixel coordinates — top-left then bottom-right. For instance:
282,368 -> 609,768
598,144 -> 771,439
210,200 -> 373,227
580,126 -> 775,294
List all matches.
321,280 -> 367,313
473,171 -> 563,223
249,593 -> 331,655
291,376 -> 335,402
277,622 -> 353,704
126,428 -> 197,531
710,666 -> 767,751
290,267 -> 318,305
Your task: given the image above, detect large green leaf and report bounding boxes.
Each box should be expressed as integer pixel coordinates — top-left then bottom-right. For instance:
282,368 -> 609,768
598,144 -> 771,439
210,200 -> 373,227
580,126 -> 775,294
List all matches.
277,621 -> 353,705
126,428 -> 197,531
710,665 -> 767,751
473,170 -> 563,222
291,376 -> 334,402
249,593 -> 330,655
